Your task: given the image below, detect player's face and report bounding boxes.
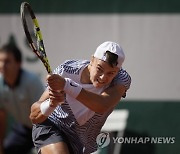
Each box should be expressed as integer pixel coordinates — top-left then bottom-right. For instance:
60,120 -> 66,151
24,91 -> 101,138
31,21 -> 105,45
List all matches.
89,57 -> 119,88
0,52 -> 21,80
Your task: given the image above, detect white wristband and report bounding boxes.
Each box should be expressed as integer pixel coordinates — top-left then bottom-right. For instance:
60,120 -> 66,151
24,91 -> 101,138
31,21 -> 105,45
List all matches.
40,99 -> 56,116
64,78 -> 82,98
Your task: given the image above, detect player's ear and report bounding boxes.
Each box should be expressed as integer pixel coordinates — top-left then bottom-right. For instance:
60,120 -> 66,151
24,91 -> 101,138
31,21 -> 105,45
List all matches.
90,55 -> 95,65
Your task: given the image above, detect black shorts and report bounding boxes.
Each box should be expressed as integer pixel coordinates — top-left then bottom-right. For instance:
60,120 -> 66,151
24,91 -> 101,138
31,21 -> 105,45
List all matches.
32,119 -> 74,154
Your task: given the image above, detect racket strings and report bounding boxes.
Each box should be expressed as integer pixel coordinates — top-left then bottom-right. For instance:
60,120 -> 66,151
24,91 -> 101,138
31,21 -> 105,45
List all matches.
21,2 -> 52,74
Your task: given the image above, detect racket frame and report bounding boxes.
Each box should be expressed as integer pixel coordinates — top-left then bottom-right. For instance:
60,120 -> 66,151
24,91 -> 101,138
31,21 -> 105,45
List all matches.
20,2 -> 52,73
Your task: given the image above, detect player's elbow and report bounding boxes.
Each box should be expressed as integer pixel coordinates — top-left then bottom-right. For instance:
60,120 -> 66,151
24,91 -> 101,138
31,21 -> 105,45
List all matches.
94,104 -> 110,114
95,98 -> 121,114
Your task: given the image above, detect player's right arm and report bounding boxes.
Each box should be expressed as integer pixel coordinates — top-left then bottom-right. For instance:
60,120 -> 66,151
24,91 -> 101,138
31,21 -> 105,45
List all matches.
29,90 -> 49,124
30,63 -> 65,124
30,89 -> 65,124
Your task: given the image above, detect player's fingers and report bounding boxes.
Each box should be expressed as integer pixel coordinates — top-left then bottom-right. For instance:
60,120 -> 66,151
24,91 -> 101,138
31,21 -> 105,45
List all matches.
49,90 -> 65,101
49,96 -> 64,102
47,74 -> 59,81
49,88 -> 64,95
48,83 -> 64,91
49,93 -> 65,100
46,74 -> 52,80
49,96 -> 64,106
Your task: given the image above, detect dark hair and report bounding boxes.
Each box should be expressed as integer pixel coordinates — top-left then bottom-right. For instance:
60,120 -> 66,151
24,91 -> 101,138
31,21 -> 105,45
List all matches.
104,51 -> 118,67
0,44 -> 22,63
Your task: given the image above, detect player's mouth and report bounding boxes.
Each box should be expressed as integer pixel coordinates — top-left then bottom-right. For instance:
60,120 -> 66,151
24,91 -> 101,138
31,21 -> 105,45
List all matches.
97,79 -> 105,85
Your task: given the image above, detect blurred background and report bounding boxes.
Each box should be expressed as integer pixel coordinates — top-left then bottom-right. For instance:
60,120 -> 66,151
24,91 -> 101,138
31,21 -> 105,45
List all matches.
0,0 -> 180,154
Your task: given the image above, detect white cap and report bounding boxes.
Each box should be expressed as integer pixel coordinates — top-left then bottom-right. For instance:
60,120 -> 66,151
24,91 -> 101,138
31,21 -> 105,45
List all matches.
94,41 -> 125,68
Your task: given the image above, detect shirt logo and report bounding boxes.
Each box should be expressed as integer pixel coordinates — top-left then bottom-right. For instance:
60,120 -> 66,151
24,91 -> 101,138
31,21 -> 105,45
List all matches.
70,82 -> 77,87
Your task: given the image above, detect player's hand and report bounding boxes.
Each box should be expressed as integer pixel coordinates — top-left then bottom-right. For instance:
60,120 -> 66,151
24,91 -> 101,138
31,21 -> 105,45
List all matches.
48,89 -> 65,107
46,74 -> 65,91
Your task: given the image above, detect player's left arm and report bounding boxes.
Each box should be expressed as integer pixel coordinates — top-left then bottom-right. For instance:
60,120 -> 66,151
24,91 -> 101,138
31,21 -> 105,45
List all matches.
47,71 -> 131,114
76,84 -> 126,114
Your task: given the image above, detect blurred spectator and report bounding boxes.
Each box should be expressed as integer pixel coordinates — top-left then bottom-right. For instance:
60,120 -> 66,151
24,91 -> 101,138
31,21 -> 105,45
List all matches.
0,43 -> 44,154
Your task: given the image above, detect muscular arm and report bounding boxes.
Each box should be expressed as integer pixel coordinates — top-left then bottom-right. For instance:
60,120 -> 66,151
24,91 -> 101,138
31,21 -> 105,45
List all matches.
29,90 -> 49,124
77,84 -> 126,114
30,89 -> 65,124
30,74 -> 126,123
46,74 -> 126,114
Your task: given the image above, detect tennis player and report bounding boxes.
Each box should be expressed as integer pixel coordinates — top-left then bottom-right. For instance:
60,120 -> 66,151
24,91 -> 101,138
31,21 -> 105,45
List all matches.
30,41 -> 131,154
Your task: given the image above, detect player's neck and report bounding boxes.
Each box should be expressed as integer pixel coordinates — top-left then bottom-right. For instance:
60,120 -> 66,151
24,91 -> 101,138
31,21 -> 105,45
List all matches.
80,65 -> 91,84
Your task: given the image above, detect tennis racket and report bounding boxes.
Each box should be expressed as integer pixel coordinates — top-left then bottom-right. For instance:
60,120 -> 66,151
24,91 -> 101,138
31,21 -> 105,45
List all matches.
20,2 -> 52,74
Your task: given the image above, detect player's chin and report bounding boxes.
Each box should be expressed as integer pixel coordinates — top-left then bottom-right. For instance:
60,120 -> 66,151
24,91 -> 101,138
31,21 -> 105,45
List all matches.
93,82 -> 106,88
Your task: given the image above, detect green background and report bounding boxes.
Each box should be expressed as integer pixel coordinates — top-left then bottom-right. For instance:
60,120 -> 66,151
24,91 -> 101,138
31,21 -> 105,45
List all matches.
115,101 -> 180,154
1,0 -> 180,13
100,101 -> 180,154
